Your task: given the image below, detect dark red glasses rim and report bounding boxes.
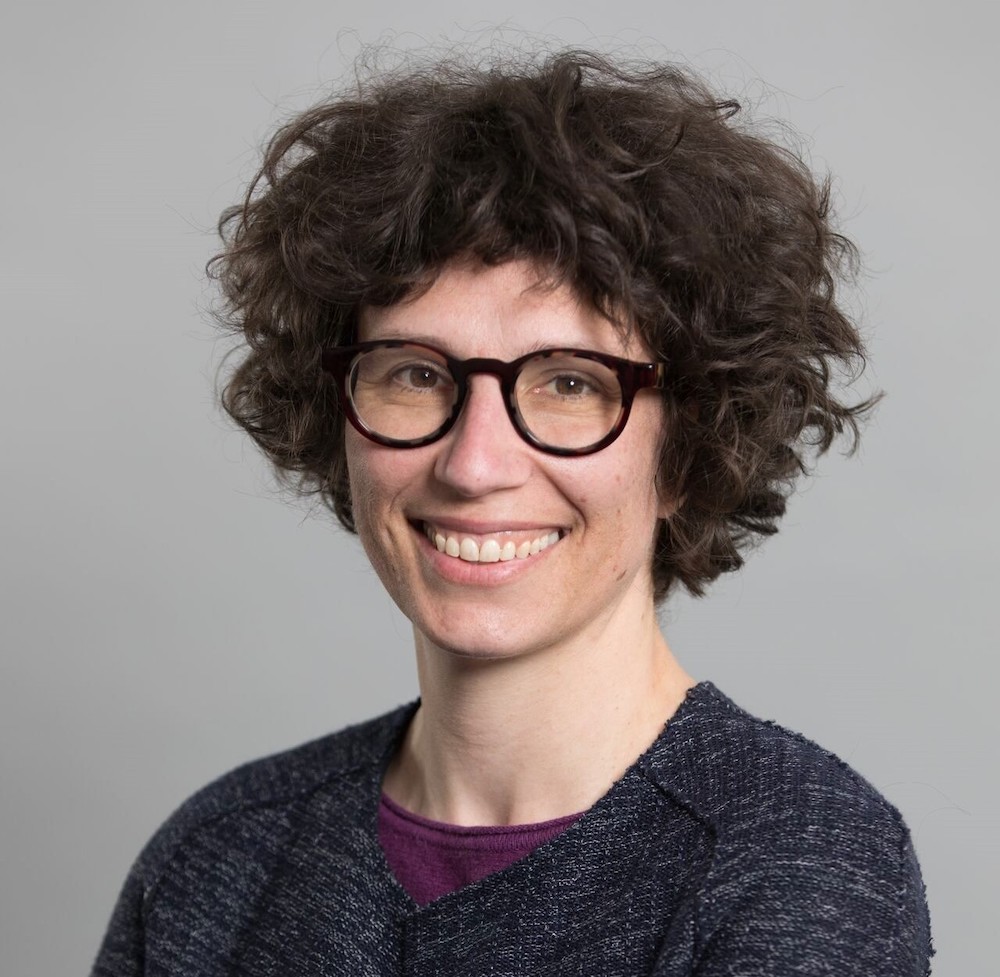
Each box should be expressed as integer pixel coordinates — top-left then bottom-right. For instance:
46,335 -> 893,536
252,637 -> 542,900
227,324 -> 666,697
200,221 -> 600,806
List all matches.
320,339 -> 667,457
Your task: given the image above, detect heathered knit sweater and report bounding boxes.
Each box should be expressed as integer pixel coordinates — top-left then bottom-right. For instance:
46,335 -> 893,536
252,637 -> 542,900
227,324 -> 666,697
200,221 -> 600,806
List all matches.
91,682 -> 933,976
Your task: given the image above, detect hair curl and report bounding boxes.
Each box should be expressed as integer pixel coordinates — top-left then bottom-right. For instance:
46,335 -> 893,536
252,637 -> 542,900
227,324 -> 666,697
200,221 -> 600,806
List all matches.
209,48 -> 878,601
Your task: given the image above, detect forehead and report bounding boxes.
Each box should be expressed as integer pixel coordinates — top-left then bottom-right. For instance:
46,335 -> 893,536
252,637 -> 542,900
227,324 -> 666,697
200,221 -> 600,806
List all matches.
359,260 -> 647,359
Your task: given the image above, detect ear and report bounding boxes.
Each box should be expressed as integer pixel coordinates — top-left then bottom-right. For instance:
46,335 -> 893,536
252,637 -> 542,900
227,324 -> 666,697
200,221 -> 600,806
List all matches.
657,491 -> 684,521
654,467 -> 684,520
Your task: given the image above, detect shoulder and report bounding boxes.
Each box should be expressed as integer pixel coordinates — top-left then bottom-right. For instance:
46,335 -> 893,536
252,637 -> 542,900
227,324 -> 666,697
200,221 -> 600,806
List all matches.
91,704 -> 416,975
129,701 -> 416,897
641,683 -> 932,973
644,682 -> 906,842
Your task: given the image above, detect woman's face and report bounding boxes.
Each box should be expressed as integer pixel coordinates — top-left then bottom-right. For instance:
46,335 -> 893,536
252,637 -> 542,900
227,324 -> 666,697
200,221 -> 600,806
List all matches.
345,260 -> 671,660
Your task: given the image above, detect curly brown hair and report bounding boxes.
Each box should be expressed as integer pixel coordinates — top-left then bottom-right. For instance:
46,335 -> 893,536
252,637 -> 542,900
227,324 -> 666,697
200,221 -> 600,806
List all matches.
209,49 -> 877,602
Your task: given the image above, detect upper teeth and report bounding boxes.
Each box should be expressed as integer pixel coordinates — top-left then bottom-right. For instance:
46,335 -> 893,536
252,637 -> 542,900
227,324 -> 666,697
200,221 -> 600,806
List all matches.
424,525 -> 562,563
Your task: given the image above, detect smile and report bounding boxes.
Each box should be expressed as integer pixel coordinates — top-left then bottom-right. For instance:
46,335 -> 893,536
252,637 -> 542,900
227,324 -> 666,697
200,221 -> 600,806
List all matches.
421,523 -> 564,563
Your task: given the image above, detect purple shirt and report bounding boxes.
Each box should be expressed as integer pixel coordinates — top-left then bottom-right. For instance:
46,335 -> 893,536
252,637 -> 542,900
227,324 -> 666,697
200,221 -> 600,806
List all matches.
378,793 -> 584,906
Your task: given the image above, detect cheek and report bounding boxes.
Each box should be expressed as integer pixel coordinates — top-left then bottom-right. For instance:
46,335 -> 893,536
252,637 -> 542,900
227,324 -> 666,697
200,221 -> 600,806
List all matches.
344,432 -> 423,542
630,412 -> 671,521
605,455 -> 666,548
344,437 -> 371,522
344,448 -> 401,591
344,433 -> 394,544
571,457 -> 660,537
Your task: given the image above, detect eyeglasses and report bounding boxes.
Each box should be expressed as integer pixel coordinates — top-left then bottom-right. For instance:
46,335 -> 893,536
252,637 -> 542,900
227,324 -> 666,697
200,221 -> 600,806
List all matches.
321,340 -> 666,456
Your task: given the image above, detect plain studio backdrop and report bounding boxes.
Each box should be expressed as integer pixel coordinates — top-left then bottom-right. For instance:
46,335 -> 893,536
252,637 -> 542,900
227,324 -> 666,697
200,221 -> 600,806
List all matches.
1,2 -> 995,974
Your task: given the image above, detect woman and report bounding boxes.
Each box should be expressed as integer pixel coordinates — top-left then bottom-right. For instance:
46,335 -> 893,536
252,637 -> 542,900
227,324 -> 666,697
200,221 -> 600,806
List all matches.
92,50 -> 933,975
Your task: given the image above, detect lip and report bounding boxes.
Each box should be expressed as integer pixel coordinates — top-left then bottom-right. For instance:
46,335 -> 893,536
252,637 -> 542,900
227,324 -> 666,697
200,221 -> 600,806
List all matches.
410,519 -> 564,586
413,516 -> 568,536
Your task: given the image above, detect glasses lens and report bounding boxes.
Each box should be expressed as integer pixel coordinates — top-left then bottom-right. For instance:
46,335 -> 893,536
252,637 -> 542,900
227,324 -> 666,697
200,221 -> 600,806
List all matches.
344,344 -> 628,452
515,353 -> 624,451
348,344 -> 457,442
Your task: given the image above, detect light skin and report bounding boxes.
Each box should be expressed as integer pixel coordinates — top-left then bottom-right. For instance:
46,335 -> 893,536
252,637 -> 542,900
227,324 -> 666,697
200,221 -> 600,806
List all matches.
347,259 -> 696,827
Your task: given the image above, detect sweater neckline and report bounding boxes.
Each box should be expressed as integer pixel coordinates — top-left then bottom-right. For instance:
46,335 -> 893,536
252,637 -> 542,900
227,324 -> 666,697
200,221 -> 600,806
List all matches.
379,790 -> 586,837
363,679 -> 722,912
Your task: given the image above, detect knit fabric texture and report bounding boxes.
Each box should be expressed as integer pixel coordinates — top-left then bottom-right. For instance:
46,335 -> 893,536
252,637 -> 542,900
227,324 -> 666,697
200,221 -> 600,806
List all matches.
91,682 -> 933,976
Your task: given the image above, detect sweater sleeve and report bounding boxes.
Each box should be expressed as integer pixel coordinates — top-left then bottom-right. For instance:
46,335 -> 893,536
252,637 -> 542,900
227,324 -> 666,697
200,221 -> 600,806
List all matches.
89,858 -> 147,977
682,825 -> 933,976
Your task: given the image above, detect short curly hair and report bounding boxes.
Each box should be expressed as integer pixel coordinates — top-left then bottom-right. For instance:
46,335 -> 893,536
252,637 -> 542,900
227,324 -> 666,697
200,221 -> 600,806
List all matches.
210,48 -> 877,602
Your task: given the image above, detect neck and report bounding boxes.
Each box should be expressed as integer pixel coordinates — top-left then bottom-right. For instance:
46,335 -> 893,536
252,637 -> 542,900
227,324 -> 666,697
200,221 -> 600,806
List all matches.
382,595 -> 695,826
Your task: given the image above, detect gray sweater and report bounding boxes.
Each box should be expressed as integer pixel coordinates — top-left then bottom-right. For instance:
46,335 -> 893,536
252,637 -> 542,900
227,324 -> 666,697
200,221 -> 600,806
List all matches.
91,682 -> 933,975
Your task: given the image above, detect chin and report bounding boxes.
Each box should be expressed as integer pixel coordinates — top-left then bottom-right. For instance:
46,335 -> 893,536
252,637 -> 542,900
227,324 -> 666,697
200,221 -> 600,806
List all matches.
413,603 -> 556,662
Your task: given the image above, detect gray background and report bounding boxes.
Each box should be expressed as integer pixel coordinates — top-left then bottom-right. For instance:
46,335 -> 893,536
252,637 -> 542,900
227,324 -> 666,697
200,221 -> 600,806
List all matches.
1,2 -> 995,974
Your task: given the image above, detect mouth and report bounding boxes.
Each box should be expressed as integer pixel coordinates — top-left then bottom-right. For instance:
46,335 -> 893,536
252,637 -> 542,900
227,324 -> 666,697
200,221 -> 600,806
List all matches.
418,521 -> 566,564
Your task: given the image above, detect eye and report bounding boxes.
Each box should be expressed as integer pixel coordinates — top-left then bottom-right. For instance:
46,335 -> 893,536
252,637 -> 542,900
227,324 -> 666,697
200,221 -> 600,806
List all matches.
353,345 -> 452,389
392,364 -> 445,390
530,369 -> 616,402
549,374 -> 594,397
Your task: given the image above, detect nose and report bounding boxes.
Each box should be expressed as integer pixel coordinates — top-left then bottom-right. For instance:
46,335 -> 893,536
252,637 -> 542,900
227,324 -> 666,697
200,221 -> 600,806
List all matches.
433,375 -> 534,496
